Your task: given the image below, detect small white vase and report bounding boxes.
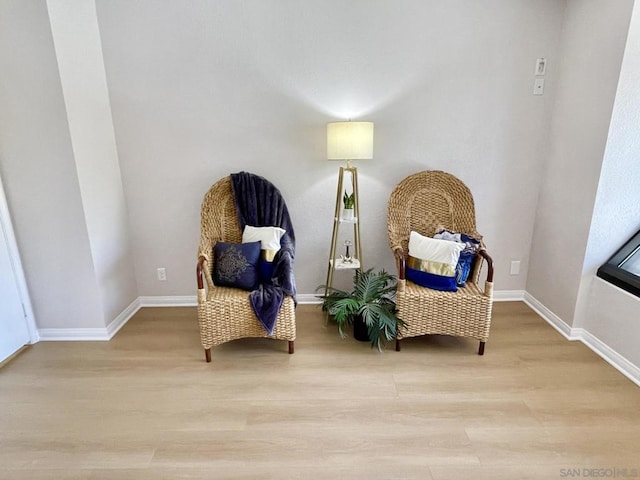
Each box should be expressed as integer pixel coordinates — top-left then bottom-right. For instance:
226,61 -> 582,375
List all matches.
342,209 -> 354,221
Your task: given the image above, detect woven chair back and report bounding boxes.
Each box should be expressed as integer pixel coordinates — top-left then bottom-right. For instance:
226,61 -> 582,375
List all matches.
387,170 -> 477,254
199,176 -> 241,277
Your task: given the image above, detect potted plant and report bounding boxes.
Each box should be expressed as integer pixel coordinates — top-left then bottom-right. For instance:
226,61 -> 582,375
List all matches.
342,192 -> 355,221
319,269 -> 405,351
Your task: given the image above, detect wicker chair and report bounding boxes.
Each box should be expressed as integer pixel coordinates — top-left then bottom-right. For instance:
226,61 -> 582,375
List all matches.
387,170 -> 494,354
196,176 -> 296,362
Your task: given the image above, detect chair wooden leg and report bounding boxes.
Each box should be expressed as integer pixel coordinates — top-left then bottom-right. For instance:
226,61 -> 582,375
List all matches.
205,348 -> 211,363
396,339 -> 401,352
478,341 -> 485,356
288,341 -> 294,354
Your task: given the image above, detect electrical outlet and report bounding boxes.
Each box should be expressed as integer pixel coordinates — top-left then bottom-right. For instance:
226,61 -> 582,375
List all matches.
533,78 -> 545,95
510,261 -> 521,276
157,268 -> 167,281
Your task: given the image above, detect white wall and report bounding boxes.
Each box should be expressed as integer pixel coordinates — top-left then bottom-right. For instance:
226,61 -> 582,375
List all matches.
577,1 -> 640,367
47,0 -> 138,324
95,0 -> 565,297
0,0 -> 104,328
585,279 -> 640,369
581,0 -> 640,277
0,0 -> 139,330
527,0 -> 634,324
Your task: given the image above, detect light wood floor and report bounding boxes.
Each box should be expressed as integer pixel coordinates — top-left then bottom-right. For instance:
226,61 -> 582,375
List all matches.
1,302 -> 639,479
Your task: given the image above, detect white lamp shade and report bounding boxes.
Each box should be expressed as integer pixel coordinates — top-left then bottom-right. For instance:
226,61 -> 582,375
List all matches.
327,121 -> 374,160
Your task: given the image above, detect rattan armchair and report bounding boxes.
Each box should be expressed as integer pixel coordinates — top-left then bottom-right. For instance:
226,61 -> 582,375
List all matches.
387,170 -> 494,354
196,176 -> 296,362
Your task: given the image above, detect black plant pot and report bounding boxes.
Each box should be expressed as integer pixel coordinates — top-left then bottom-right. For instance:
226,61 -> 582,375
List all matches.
353,315 -> 370,342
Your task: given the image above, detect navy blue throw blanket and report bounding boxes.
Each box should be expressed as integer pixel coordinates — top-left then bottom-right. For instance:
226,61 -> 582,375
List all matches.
231,172 -> 296,334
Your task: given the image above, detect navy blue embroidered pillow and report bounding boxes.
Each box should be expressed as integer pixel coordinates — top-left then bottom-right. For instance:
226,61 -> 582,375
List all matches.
213,241 -> 261,291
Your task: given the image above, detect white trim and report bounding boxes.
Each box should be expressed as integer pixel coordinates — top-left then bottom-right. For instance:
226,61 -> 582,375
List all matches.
39,297 -> 141,341
297,293 -> 323,304
523,292 -> 639,387
0,175 -> 39,344
523,292 -> 578,340
578,327 -> 640,388
139,294 -> 325,306
493,290 -> 525,302
106,297 -> 141,338
134,291 -> 527,307
138,295 -> 197,307
38,327 -> 110,341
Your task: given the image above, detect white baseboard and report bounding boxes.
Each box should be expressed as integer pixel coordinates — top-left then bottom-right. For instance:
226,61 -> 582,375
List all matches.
138,294 -> 323,306
135,291 -> 529,307
577,327 -> 640,387
106,297 -> 141,338
138,295 -> 197,307
38,297 -> 141,342
297,293 -> 323,304
523,292 -> 578,339
38,327 -> 111,341
493,290 -> 525,302
523,292 -> 639,387
51,293 -> 321,341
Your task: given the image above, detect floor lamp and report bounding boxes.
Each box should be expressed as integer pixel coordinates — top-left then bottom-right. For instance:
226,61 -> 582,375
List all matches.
324,120 -> 374,296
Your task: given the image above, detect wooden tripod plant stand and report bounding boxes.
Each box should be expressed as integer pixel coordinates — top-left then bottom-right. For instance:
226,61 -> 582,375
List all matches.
324,165 -> 363,297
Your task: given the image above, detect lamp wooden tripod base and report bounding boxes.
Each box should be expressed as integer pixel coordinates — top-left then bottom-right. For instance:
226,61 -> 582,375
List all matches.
324,165 -> 363,297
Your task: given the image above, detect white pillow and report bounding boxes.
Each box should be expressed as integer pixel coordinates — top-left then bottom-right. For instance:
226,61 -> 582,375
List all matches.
408,231 -> 464,266
242,225 -> 286,251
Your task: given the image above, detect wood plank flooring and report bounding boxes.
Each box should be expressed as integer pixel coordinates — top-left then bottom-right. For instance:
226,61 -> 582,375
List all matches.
1,302 -> 639,479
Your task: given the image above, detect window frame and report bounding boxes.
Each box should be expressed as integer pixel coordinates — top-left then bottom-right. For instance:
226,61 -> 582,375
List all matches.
597,228 -> 640,298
